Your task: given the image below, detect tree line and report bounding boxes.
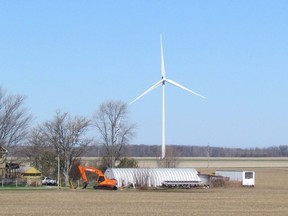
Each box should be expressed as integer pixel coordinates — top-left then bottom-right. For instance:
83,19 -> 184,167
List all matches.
121,144 -> 288,157
63,144 -> 288,158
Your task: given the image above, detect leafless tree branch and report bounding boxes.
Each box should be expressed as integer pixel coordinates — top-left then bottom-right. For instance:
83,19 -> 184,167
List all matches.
0,87 -> 32,153
28,111 -> 92,185
93,100 -> 136,168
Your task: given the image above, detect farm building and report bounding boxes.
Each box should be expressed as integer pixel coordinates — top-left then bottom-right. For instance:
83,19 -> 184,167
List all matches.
104,168 -> 201,188
19,166 -> 42,186
198,173 -> 215,187
215,170 -> 255,186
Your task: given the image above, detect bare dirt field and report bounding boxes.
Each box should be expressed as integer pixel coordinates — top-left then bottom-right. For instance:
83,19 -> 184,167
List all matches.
1,167 -> 288,216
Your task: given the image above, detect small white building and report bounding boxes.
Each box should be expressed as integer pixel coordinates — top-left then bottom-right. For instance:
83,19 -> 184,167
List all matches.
215,170 -> 255,186
105,168 -> 201,188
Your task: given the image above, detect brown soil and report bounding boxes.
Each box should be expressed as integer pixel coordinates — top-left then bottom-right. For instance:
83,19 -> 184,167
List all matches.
1,167 -> 287,216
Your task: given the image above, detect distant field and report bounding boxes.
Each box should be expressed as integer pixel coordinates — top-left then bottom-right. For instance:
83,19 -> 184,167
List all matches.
105,157 -> 288,168
80,157 -> 288,168
174,157 -> 288,168
1,167 -> 288,216
11,156 -> 288,168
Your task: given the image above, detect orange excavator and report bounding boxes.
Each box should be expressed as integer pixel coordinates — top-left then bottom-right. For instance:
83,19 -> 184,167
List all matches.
78,165 -> 118,190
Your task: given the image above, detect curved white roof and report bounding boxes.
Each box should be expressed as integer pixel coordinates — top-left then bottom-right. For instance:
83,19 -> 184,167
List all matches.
105,168 -> 200,187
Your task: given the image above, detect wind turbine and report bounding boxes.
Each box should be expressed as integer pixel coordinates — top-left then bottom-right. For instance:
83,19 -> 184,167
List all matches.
130,35 -> 205,159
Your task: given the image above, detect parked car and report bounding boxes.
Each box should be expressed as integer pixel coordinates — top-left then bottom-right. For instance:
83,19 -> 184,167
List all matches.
42,176 -> 57,185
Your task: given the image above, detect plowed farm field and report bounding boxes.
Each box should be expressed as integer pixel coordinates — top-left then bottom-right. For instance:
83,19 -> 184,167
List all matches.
1,167 -> 288,216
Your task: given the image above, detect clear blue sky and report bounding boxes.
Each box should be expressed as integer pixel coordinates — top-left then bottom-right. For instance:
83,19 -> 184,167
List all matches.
1,1 -> 287,148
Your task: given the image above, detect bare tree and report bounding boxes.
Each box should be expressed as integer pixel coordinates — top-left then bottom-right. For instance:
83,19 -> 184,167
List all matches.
30,111 -> 92,186
25,127 -> 57,177
0,87 -> 31,153
93,101 -> 136,168
157,146 -> 178,168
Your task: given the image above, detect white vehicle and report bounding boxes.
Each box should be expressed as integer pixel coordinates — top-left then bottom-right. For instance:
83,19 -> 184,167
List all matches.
215,170 -> 255,187
42,176 -> 57,185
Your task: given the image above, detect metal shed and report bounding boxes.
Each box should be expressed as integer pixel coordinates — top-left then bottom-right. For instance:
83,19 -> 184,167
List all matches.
104,168 -> 201,188
215,170 -> 255,186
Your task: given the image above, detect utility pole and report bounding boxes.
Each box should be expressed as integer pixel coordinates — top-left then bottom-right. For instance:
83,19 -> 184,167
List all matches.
57,149 -> 60,190
207,144 -> 210,168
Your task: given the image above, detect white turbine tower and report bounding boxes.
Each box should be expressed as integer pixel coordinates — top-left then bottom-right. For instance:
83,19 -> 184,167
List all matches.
130,35 -> 205,159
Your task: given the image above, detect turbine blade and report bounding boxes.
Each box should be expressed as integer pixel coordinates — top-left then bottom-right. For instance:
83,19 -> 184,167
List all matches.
166,79 -> 206,99
160,35 -> 166,79
129,80 -> 163,104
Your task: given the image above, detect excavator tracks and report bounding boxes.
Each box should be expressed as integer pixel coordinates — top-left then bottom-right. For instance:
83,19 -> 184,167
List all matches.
93,185 -> 118,190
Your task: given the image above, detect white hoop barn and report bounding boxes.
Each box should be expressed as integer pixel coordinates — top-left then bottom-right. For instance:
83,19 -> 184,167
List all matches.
104,168 -> 201,188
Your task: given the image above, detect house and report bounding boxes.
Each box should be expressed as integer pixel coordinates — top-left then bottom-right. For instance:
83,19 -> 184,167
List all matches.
0,146 -> 8,178
5,163 -> 20,178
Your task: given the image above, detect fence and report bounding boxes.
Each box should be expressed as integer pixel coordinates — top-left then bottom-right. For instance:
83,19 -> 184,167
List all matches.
0,178 -> 42,188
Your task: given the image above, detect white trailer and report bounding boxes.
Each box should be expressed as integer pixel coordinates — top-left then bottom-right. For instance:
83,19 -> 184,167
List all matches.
215,170 -> 255,186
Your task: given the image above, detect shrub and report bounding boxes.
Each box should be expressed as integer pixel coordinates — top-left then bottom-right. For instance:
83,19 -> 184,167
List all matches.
224,180 -> 242,188
133,169 -> 150,190
212,178 -> 242,188
117,158 -> 138,168
212,178 -> 225,187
